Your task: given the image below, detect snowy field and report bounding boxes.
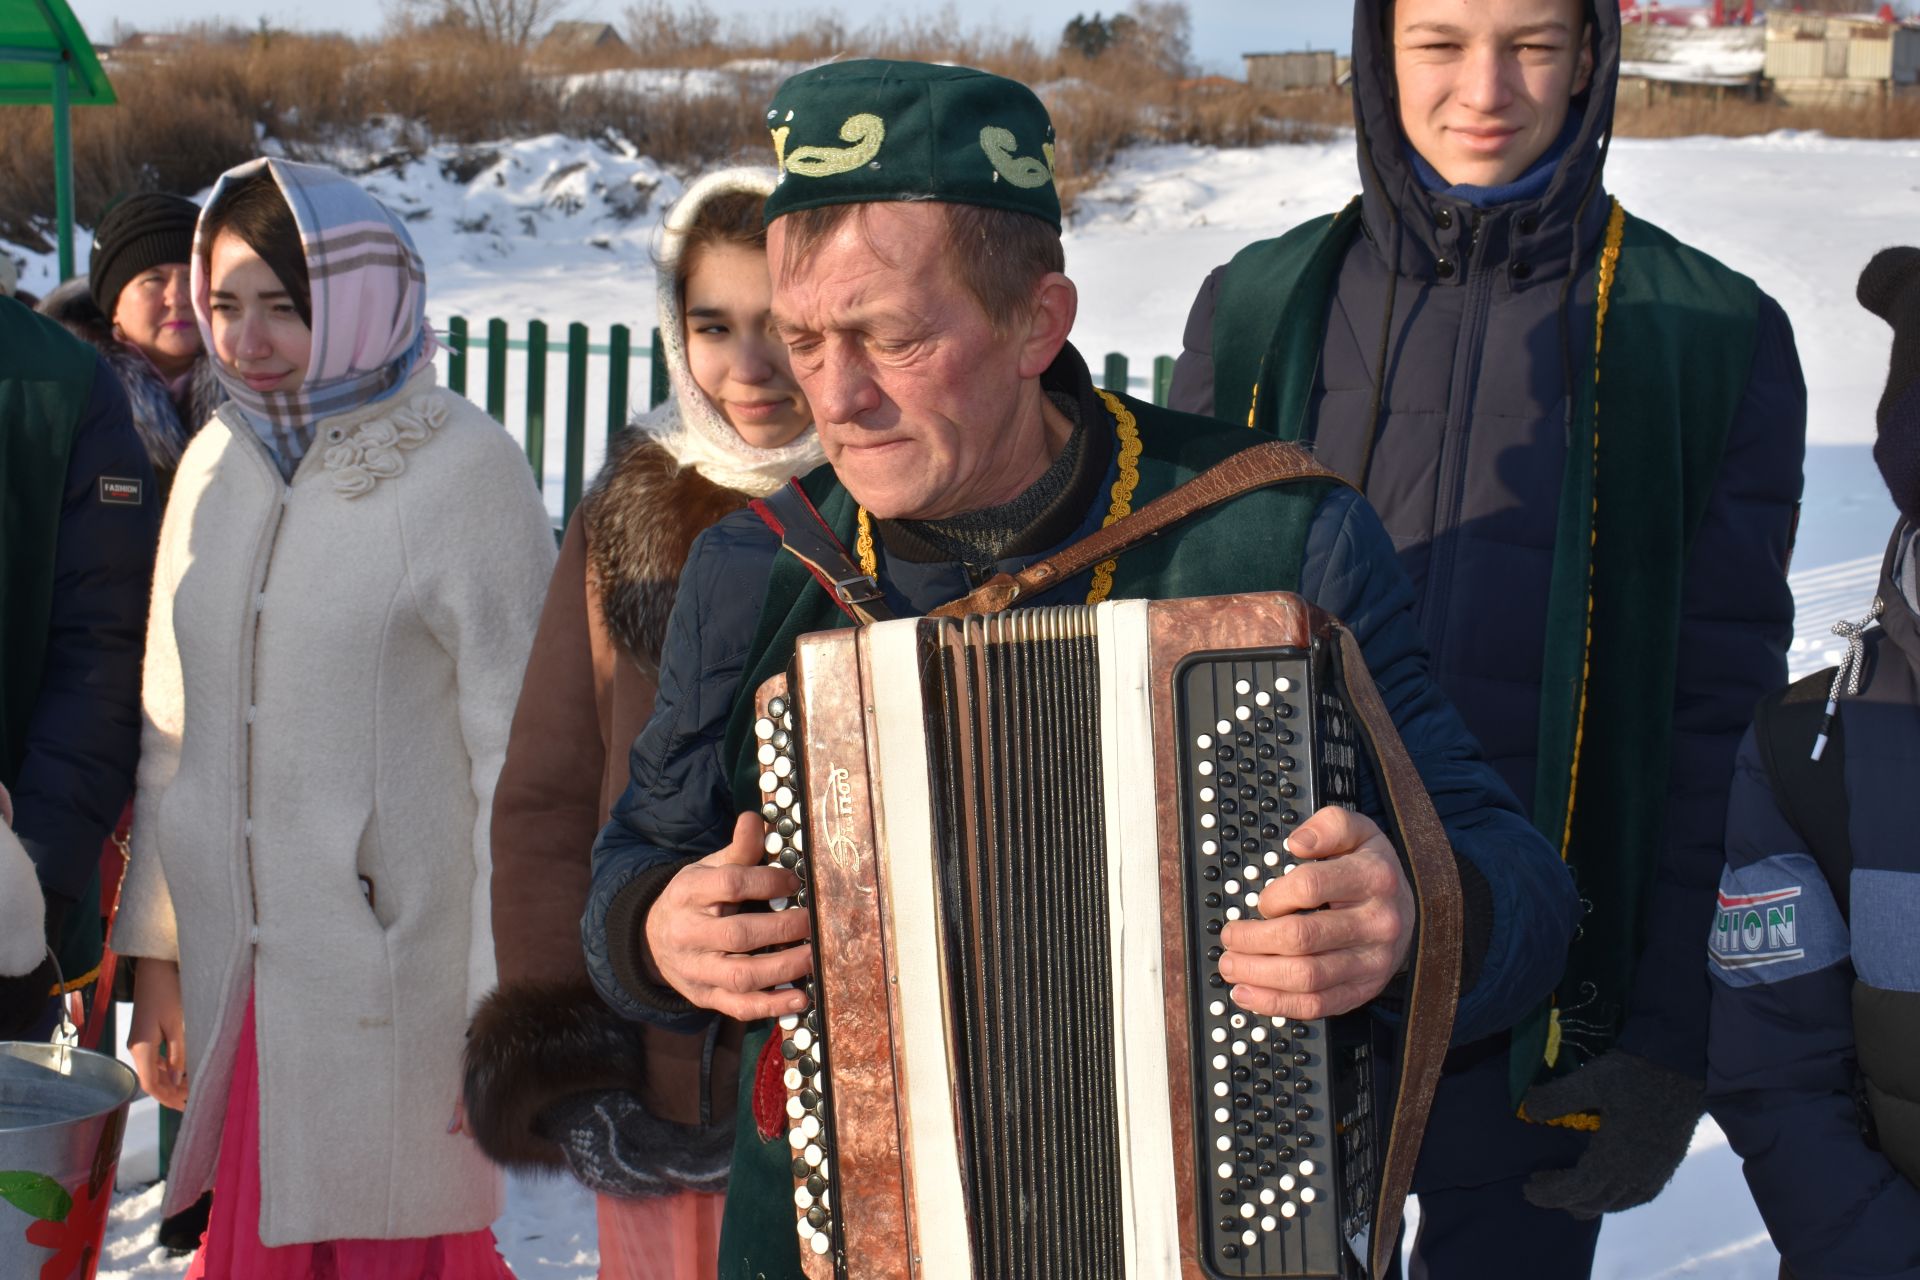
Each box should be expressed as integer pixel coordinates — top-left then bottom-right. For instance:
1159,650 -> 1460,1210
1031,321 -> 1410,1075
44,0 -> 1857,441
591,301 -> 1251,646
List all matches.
49,128 -> 1911,1275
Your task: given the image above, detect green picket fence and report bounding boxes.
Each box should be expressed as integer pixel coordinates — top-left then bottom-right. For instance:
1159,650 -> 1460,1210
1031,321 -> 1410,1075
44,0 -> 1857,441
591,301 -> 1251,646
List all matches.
440,314 -> 1178,528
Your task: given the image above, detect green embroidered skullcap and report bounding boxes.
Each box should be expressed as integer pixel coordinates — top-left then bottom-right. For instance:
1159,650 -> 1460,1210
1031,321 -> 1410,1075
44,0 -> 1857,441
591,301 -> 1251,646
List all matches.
763,59 -> 1061,232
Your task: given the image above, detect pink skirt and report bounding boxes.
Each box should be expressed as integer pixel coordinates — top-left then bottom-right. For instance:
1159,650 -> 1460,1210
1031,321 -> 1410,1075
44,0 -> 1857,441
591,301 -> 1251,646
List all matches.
184,993 -> 513,1280
594,1189 -> 724,1279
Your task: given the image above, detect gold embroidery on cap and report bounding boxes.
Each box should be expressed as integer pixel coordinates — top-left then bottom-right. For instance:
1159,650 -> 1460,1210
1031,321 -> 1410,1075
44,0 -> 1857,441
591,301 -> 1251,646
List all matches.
980,126 -> 1055,189
787,113 -> 886,178
770,126 -> 792,173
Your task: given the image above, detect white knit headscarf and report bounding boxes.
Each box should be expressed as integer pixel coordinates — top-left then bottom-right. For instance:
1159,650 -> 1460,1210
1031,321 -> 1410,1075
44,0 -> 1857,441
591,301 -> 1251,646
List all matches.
639,167 -> 825,497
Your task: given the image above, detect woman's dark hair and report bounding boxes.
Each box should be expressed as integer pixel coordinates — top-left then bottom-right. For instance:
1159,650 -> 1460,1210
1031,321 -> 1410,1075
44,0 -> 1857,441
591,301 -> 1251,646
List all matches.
200,169 -> 312,327
672,188 -> 769,299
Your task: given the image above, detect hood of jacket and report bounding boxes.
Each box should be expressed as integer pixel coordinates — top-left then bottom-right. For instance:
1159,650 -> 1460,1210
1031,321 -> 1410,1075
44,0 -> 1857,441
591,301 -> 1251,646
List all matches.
1349,0 -> 1622,285
640,166 -> 825,495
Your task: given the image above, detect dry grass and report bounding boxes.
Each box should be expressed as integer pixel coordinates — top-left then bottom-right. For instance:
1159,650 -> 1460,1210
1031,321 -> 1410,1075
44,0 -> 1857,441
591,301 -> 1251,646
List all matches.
1614,94 -> 1920,139
6,15 -> 1918,250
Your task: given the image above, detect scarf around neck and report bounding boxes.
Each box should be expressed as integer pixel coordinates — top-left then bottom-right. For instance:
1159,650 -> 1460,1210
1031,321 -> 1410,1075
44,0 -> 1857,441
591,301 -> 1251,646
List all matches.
192,158 -> 436,477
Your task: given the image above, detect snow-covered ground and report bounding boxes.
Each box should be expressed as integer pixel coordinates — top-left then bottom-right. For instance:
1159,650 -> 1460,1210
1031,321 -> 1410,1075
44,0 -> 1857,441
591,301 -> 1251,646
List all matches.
43,128 -> 1909,1275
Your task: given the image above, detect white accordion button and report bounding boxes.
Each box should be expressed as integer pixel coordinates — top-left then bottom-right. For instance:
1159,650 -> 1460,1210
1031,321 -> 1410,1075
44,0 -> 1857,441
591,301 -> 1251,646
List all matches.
1279,1174 -> 1295,1192
758,744 -> 776,765
1217,1136 -> 1232,1153
1300,1188 -> 1317,1204
1218,1162 -> 1234,1180
764,832 -> 784,855
1235,679 -> 1251,695
812,1234 -> 831,1255
1214,1107 -> 1230,1123
1232,1040 -> 1247,1055
1299,1160 -> 1316,1176
787,1097 -> 804,1120
1225,880 -> 1240,895
1212,1054 -> 1227,1071
1235,705 -> 1251,721
775,785 -> 795,808
760,771 -> 777,792
794,1028 -> 814,1051
1259,1188 -> 1276,1205
1200,787 -> 1215,802
797,1220 -> 813,1240
788,1129 -> 807,1150
779,1013 -> 800,1030
1252,1027 -> 1268,1043
1213,1081 -> 1229,1098
773,756 -> 793,778
1201,814 -> 1216,829
1216,719 -> 1232,735
801,1115 -> 821,1140
1239,1202 -> 1255,1219
794,1186 -> 813,1209
1196,733 -> 1213,749
804,1144 -> 823,1166
1256,691 -> 1272,707
1281,1201 -> 1298,1219
784,1068 -> 803,1090
1208,1000 -> 1225,1016
1198,761 -> 1214,776
1275,677 -> 1294,692
754,717 -> 774,739
1241,1229 -> 1257,1247
1230,1014 -> 1247,1030
1211,1027 -> 1227,1044
1202,840 -> 1218,855
1261,1215 -> 1278,1232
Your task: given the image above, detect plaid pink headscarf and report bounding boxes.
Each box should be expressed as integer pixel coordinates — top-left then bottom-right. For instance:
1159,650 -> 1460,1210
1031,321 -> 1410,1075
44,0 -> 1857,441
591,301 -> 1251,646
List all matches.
192,158 -> 437,472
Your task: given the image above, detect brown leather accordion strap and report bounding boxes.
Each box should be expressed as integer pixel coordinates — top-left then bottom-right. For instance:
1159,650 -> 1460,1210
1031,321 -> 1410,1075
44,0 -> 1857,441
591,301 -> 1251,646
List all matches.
1333,623 -> 1464,1280
930,439 -> 1342,619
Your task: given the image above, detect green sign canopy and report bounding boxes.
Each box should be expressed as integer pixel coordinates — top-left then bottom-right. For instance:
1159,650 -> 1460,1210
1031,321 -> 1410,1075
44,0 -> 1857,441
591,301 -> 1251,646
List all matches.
0,0 -> 116,280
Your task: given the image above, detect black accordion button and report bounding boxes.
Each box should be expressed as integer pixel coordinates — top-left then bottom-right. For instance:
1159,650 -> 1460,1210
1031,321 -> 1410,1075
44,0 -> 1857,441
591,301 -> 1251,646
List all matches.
782,1040 -> 800,1061
800,1088 -> 820,1109
808,1174 -> 827,1196
1202,866 -> 1221,882
1258,1161 -> 1276,1177
808,1207 -> 829,1229
792,1157 -> 810,1178
1205,893 -> 1223,909
1252,1080 -> 1271,1095
797,1056 -> 818,1077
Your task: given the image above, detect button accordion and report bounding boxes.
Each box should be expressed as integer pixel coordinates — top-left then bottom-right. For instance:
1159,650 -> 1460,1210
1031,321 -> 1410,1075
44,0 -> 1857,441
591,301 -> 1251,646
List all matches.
752,592 -> 1460,1280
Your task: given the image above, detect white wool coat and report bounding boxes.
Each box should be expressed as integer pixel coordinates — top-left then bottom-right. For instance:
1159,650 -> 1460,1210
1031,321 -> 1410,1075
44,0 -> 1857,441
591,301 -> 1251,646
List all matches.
0,818 -> 44,978
114,367 -> 555,1244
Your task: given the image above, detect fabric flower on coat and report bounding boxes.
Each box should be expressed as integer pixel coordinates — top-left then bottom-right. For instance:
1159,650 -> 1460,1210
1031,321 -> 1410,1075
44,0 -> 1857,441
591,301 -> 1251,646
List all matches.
325,395 -> 450,499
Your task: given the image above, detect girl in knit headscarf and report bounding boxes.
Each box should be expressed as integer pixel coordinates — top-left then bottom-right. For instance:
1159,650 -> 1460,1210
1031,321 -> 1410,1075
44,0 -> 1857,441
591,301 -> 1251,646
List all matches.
464,166 -> 823,1280
116,157 -> 556,1277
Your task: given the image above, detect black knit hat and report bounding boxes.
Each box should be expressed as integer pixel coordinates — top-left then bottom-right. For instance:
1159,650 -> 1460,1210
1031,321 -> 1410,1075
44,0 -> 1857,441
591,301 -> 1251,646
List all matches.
88,192 -> 201,317
1859,246 -> 1920,525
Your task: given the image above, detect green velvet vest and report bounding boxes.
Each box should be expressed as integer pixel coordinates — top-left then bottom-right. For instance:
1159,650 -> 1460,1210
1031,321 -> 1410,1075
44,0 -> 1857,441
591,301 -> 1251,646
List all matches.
713,391 -> 1339,1279
1,303 -> 98,789
1211,199 -> 1762,1103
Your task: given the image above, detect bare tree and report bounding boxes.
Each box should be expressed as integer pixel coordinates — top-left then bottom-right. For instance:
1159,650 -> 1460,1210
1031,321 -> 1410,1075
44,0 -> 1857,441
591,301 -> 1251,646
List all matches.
624,0 -> 720,60
387,0 -> 573,47
1126,1 -> 1192,79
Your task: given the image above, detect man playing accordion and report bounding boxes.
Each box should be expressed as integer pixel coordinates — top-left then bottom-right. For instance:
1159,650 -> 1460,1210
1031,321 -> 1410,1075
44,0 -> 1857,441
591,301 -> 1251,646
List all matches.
574,60 -> 1580,1280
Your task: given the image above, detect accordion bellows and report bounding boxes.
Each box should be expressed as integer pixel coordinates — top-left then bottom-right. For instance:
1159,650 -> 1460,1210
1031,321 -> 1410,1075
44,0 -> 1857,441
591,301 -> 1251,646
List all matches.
752,593 -> 1461,1280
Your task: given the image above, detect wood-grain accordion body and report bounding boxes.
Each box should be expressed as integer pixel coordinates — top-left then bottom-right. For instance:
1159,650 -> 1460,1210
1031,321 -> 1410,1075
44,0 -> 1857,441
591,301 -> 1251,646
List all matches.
752,593 -> 1434,1280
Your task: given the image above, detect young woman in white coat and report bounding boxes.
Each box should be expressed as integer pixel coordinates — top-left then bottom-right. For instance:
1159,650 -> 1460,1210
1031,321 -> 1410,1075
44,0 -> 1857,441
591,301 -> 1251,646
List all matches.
116,157 -> 555,1278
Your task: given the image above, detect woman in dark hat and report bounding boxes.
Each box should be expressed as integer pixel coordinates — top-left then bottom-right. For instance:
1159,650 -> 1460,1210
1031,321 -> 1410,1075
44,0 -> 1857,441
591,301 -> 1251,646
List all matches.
39,191 -> 223,503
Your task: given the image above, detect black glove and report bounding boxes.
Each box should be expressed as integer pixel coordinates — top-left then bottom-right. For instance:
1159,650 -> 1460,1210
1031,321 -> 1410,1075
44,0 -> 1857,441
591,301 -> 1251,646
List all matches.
0,953 -> 58,1041
536,1088 -> 734,1200
1859,245 -> 1920,525
1521,1050 -> 1703,1220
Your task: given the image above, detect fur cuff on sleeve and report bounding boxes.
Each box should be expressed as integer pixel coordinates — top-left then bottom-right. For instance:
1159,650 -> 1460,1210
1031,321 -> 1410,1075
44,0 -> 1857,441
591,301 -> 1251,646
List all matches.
463,979 -> 655,1170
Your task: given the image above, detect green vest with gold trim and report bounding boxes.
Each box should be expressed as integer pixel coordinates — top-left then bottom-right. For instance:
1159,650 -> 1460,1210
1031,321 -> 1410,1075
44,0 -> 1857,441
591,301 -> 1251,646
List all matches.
1210,198 -> 1763,1104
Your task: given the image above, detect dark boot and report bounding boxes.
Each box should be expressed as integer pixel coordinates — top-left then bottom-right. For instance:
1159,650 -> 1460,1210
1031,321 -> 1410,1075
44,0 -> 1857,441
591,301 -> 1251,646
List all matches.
156,1190 -> 212,1255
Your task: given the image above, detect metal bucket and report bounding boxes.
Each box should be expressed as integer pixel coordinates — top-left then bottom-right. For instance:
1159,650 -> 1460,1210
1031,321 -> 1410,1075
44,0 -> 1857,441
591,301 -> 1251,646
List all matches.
0,1042 -> 136,1280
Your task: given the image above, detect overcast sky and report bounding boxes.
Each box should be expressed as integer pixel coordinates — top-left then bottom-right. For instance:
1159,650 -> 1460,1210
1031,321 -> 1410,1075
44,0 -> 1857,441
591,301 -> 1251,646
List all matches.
62,0 -> 1356,74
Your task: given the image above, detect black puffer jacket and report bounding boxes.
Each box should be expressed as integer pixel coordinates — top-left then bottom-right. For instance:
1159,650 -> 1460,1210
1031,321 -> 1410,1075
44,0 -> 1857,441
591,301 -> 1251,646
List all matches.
1169,0 -> 1804,1084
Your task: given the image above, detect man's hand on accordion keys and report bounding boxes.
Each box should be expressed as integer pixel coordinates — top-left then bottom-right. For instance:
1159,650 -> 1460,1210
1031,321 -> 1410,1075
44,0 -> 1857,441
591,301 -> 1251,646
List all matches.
644,812 -> 815,1020
1216,805 -> 1416,1021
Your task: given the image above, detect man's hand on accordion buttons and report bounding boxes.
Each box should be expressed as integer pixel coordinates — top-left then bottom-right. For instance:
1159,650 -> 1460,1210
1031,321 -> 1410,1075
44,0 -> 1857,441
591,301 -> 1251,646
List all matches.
1216,806 -> 1415,1021
645,812 -> 814,1021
